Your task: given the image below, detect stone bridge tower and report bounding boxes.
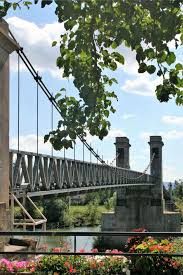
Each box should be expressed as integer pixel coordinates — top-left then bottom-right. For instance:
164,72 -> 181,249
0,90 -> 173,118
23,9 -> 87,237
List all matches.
0,20 -> 19,248
101,136 -> 181,248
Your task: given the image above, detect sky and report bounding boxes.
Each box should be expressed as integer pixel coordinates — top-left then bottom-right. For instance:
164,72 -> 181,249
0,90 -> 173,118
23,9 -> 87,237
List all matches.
5,2 -> 183,182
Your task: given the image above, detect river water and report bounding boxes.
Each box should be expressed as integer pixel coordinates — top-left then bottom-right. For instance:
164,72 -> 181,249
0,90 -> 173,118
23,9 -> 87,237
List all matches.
38,224 -> 183,252
38,226 -> 100,252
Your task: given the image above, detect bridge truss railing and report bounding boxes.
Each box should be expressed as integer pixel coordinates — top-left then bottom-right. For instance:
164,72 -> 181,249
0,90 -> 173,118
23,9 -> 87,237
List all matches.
9,149 -> 157,195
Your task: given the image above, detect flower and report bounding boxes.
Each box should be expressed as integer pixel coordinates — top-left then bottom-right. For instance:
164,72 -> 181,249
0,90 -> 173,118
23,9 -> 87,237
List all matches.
69,266 -> 77,273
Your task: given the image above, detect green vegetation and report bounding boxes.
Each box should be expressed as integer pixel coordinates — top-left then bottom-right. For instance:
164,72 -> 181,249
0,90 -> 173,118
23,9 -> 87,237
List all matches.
172,180 -> 183,220
173,238 -> 183,268
14,191 -> 116,228
1,1 -> 182,150
64,204 -> 107,227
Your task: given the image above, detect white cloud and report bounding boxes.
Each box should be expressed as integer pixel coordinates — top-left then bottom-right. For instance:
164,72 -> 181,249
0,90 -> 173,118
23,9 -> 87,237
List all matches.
163,165 -> 182,182
86,128 -> 126,143
140,130 -> 183,141
167,34 -> 181,49
122,113 -> 135,120
121,74 -> 161,97
160,130 -> 183,140
139,132 -> 153,140
10,134 -> 52,154
117,45 -> 139,76
107,128 -> 126,139
7,17 -> 65,78
162,115 -> 183,126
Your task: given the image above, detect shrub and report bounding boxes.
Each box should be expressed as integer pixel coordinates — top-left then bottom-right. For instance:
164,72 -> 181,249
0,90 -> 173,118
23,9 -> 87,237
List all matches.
128,237 -> 181,274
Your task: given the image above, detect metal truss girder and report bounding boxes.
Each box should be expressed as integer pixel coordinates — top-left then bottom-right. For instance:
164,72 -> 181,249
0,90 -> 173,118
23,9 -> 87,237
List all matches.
9,149 -> 156,196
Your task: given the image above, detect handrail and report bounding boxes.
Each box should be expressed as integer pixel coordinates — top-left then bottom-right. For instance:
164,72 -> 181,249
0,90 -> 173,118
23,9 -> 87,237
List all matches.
0,231 -> 183,237
0,231 -> 183,257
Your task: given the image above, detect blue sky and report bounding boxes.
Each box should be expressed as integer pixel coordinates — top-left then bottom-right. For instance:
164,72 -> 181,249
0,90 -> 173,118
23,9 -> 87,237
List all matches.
6,3 -> 183,182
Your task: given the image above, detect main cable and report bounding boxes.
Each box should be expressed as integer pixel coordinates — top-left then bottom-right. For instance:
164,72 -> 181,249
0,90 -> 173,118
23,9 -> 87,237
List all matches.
9,29 -> 154,182
9,29 -> 104,164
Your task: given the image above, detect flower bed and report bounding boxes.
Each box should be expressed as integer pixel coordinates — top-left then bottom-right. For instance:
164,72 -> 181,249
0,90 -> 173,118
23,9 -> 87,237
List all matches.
0,258 -> 36,274
0,229 -> 183,275
126,228 -> 182,275
37,248 -> 128,274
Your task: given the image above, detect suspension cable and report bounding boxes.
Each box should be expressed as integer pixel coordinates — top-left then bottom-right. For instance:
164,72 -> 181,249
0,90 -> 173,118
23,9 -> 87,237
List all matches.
17,53 -> 20,152
36,71 -> 39,156
9,29 -> 155,182
121,153 -> 155,181
109,153 -> 120,166
9,29 -> 105,165
51,93 -> 53,157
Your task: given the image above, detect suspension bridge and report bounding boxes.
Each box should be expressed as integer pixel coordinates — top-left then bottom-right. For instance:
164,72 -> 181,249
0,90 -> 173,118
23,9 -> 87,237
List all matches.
0,20 -> 181,241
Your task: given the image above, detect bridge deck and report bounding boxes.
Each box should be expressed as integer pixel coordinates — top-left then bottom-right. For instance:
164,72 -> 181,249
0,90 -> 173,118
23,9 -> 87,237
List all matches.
9,149 -> 157,197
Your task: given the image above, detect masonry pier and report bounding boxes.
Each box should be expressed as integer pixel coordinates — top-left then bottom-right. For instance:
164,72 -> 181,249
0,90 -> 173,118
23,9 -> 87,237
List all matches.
0,20 -> 19,249
101,136 -> 181,247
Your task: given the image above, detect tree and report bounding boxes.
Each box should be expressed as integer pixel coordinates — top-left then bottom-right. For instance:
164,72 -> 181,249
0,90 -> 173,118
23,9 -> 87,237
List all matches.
1,0 -> 183,150
173,179 -> 183,200
43,198 -> 68,225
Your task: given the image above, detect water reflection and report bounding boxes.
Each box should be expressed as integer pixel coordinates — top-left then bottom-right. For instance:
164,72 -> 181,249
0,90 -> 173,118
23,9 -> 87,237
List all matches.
38,226 -> 100,252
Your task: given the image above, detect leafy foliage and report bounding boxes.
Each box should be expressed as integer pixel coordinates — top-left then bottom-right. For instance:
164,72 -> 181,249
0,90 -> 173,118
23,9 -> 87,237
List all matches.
173,180 -> 183,200
127,231 -> 182,274
1,0 -> 183,149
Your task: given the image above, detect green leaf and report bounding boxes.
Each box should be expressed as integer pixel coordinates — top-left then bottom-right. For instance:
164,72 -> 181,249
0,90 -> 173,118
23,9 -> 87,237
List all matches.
111,41 -> 118,49
138,62 -> 147,73
166,52 -> 176,65
175,63 -> 183,71
111,52 -> 125,64
55,93 -> 61,100
157,70 -> 162,76
104,110 -> 109,117
109,61 -> 117,71
44,134 -> 49,143
41,0 -> 53,8
12,2 -> 18,10
52,41 -> 57,47
147,65 -> 156,74
68,40 -> 75,50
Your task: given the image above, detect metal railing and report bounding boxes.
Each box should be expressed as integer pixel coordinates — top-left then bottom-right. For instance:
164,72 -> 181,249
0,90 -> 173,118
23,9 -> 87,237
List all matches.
0,231 -> 183,257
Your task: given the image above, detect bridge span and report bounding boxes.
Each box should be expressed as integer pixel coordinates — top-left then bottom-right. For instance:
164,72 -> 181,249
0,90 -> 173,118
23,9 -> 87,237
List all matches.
0,20 -> 181,242
10,149 -> 156,198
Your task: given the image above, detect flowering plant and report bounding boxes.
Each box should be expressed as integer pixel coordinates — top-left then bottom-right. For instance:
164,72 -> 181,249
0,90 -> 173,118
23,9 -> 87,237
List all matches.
37,248 -> 129,274
0,258 -> 36,273
128,237 -> 181,274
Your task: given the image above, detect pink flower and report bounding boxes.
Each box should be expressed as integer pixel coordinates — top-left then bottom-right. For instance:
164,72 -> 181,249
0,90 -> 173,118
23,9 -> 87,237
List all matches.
52,247 -> 63,252
91,248 -> 98,253
79,248 -> 86,253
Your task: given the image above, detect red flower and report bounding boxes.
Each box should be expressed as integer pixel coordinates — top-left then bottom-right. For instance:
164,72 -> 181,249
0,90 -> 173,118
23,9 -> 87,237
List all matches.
64,261 -> 70,268
69,266 -> 76,273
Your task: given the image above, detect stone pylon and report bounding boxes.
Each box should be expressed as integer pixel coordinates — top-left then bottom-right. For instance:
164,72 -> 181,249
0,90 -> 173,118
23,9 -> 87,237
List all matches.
0,20 -> 19,244
101,136 -> 181,248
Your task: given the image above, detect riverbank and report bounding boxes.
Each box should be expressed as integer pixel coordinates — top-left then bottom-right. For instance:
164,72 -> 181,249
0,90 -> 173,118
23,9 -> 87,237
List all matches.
48,205 -> 109,228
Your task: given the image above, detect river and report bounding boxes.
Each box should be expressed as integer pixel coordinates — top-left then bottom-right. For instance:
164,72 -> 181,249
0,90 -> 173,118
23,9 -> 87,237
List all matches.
38,226 -> 100,252
37,224 -> 183,252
